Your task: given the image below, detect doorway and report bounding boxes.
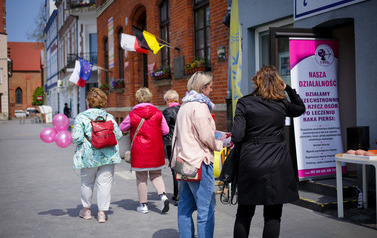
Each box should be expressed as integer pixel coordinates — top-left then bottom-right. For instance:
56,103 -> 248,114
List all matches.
268,19 -> 356,177
133,7 -> 148,88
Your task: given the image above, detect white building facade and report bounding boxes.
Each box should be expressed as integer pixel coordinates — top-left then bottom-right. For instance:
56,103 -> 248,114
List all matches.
45,9 -> 59,115
55,0 -> 98,118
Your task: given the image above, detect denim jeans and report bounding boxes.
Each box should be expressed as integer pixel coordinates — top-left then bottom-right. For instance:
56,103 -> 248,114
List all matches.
178,163 -> 216,238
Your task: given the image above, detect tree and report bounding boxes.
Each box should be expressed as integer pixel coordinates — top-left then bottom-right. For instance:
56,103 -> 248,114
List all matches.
32,87 -> 44,106
26,1 -> 47,42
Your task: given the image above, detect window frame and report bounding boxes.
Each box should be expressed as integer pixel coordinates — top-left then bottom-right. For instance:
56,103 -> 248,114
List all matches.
104,37 -> 109,84
194,0 -> 210,63
15,87 -> 22,104
117,28 -> 124,79
159,0 -> 170,69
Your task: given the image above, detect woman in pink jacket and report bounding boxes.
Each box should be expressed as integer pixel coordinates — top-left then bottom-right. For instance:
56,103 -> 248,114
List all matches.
171,72 -> 223,238
119,87 -> 170,214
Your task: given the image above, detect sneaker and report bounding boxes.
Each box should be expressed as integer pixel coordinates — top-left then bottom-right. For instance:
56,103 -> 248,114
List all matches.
79,208 -> 92,220
161,195 -> 169,213
136,203 -> 148,214
97,211 -> 106,223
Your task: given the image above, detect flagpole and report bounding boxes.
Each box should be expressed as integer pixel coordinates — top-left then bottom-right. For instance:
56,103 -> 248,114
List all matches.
94,64 -> 112,73
161,44 -> 176,49
154,36 -> 180,51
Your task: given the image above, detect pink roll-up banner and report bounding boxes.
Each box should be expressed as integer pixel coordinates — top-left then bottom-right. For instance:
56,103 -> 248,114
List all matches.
289,38 -> 346,179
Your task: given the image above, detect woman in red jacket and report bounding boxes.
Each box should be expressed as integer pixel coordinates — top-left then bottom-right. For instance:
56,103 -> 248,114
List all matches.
119,87 -> 170,214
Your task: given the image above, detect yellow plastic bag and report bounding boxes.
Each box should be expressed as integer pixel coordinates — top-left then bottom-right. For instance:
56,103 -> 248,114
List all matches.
214,147 -> 227,178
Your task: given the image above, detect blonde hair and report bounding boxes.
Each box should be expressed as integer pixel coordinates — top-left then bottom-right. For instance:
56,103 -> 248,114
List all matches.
252,65 -> 286,100
163,89 -> 179,103
87,88 -> 108,108
187,71 -> 213,93
135,87 -> 153,103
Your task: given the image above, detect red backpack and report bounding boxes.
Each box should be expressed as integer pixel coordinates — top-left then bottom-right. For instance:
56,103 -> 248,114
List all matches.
84,115 -> 118,149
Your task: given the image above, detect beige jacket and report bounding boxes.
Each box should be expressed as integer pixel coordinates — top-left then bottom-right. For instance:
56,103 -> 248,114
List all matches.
171,101 -> 223,169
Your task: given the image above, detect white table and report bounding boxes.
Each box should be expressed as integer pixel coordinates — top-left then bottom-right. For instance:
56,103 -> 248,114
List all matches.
335,153 -> 377,223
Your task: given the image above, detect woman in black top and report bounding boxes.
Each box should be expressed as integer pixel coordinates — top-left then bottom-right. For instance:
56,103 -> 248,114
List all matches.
231,66 -> 306,238
162,90 -> 180,202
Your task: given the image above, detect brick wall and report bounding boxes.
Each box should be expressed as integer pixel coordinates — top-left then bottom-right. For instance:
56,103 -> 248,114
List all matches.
97,0 -> 229,131
9,72 -> 42,117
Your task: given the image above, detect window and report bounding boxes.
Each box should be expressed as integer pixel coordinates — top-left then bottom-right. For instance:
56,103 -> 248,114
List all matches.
15,87 -> 22,104
194,0 -> 210,63
89,33 -> 97,64
117,28 -> 124,79
160,0 -> 170,68
104,38 -> 109,84
254,18 -> 293,70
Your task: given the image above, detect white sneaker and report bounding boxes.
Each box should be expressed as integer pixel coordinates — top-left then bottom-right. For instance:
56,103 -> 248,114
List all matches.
136,203 -> 148,214
161,195 -> 169,213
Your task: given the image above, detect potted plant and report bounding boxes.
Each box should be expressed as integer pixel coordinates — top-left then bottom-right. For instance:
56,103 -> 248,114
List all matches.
111,79 -> 125,89
185,64 -> 192,75
190,61 -> 198,74
152,66 -> 171,80
196,57 -> 207,72
185,58 -> 209,75
100,83 -> 109,91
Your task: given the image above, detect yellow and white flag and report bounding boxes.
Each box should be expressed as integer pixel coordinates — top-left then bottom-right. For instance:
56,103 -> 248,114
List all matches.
229,0 -> 243,116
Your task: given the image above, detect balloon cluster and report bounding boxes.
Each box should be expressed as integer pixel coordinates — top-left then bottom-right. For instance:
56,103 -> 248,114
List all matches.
40,114 -> 72,148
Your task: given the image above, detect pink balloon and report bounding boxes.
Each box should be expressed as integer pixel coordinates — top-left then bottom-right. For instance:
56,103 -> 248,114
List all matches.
53,114 -> 70,131
40,128 -> 57,143
55,131 -> 72,148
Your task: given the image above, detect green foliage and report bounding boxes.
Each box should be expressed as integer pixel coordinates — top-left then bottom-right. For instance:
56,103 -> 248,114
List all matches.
32,87 -> 44,106
100,83 -> 109,90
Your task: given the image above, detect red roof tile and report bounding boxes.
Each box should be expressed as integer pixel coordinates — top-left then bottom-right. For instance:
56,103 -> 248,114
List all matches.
8,42 -> 44,72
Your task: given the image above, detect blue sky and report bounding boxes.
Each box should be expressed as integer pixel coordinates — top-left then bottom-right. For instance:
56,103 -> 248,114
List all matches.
6,0 -> 44,42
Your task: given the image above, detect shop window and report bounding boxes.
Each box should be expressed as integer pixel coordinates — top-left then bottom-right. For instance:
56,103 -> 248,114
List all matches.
16,87 -> 22,104
194,0 -> 210,63
118,28 -> 124,79
160,0 -> 170,68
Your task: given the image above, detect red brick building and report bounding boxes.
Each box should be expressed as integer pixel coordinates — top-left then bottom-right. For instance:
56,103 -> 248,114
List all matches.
8,42 -> 43,117
96,0 -> 229,131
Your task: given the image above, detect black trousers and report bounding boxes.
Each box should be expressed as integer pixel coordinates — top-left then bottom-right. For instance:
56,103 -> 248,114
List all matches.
233,204 -> 283,238
166,145 -> 178,198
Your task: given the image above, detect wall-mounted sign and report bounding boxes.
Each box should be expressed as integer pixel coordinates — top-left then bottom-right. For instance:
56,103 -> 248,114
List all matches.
217,46 -> 226,62
108,17 -> 114,69
294,0 -> 367,21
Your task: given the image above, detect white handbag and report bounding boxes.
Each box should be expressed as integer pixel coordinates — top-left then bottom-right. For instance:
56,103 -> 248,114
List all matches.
124,118 -> 144,163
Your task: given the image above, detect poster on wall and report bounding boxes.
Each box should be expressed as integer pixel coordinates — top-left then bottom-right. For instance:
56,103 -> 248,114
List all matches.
108,17 -> 114,69
289,38 -> 346,179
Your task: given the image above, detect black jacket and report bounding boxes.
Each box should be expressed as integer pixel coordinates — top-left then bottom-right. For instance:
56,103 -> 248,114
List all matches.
231,85 -> 305,205
162,105 -> 180,146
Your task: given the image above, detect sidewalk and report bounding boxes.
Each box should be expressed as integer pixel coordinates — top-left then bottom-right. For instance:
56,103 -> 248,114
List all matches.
0,119 -> 376,237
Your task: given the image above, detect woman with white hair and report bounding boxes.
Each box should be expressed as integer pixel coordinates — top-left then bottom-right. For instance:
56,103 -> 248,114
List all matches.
162,89 -> 180,202
119,87 -> 170,214
171,72 -> 223,238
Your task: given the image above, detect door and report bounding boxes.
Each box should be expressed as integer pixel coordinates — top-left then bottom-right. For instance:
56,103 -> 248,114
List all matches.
269,24 -> 356,178
269,27 -> 329,178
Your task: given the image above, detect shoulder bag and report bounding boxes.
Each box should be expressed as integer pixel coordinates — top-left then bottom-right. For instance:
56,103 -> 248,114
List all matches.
171,118 -> 202,182
124,118 -> 145,163
219,145 -> 240,205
